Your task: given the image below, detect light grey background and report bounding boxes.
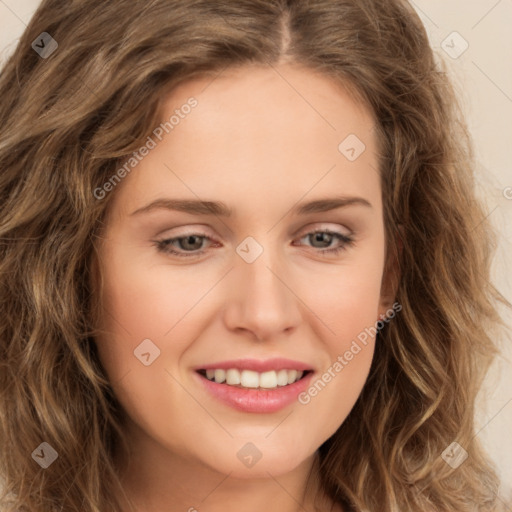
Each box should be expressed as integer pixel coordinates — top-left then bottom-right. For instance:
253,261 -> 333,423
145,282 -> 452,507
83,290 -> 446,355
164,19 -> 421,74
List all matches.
1,0 -> 511,504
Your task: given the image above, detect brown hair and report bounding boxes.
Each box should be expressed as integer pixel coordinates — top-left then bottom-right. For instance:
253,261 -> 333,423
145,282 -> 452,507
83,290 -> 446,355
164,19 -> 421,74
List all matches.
0,0 -> 510,511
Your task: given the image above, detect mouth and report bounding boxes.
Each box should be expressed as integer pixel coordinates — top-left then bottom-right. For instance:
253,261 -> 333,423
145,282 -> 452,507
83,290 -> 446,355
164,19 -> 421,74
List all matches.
194,361 -> 315,413
196,368 -> 313,390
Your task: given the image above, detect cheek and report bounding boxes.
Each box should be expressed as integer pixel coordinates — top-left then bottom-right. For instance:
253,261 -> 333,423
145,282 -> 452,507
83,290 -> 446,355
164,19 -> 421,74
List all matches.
92,244 -> 187,382
292,254 -> 383,435
297,247 -> 385,345
92,254 -> 204,454
298,346 -> 375,446
296,286 -> 378,443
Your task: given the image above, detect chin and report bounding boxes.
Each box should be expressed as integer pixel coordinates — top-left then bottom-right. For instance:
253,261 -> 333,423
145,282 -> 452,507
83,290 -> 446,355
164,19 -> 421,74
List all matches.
195,439 -> 315,479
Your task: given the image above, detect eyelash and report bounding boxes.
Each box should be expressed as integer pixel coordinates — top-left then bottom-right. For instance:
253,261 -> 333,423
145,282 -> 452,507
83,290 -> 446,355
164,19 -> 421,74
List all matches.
153,229 -> 355,259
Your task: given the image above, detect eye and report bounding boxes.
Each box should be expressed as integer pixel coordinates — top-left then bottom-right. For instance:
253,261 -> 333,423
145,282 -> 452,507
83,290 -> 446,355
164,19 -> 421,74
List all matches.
293,228 -> 355,256
153,228 -> 355,258
154,232 -> 216,258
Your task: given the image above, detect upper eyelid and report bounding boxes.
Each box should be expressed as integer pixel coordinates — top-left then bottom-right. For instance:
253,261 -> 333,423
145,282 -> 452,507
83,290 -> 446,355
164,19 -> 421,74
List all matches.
158,222 -> 353,239
157,226 -> 353,248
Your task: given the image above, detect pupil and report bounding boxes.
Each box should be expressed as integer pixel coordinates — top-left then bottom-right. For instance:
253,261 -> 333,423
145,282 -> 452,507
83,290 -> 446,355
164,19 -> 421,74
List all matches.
312,232 -> 332,247
181,236 -> 202,250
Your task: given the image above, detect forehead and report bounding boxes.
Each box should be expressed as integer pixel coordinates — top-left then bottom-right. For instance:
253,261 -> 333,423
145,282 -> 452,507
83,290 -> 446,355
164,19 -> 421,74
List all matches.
163,63 -> 376,159
107,63 -> 381,220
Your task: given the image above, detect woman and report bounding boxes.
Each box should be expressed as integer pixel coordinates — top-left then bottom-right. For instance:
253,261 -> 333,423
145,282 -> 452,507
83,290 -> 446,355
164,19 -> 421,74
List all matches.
0,0 -> 509,511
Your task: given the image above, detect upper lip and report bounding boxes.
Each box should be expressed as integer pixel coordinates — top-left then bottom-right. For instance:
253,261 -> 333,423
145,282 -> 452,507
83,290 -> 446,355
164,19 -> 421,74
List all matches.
195,358 -> 314,373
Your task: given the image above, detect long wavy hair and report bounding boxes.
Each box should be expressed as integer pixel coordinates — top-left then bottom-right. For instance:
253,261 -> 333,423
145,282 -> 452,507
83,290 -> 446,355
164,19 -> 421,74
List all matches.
0,0 -> 509,510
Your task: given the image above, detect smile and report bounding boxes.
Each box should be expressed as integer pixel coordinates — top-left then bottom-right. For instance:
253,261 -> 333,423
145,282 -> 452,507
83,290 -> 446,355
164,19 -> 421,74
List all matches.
198,368 -> 309,389
194,359 -> 315,413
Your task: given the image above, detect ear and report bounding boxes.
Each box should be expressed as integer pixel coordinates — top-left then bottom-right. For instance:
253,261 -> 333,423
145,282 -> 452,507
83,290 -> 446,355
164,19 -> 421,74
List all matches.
377,225 -> 402,320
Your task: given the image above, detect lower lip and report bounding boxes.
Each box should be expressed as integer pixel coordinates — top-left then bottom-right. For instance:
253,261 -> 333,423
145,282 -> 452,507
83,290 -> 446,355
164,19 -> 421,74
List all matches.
195,371 -> 314,413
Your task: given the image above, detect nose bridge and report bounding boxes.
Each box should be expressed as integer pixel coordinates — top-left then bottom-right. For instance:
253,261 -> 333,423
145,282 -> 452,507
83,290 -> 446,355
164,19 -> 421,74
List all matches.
223,237 -> 301,339
242,247 -> 284,304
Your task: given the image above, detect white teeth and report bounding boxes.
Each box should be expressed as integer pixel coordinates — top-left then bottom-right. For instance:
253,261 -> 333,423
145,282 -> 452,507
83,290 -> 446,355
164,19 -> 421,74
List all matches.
203,368 -> 306,389
287,369 -> 298,384
259,371 -> 277,388
226,369 -> 241,385
214,369 -> 226,383
240,370 -> 259,388
276,369 -> 289,386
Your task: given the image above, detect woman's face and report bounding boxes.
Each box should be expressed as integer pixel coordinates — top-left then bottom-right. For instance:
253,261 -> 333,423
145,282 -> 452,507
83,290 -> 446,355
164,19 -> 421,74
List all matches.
93,63 -> 393,478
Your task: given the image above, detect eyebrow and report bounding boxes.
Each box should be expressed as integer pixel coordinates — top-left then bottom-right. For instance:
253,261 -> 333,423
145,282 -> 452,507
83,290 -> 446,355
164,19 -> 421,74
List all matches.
130,196 -> 372,217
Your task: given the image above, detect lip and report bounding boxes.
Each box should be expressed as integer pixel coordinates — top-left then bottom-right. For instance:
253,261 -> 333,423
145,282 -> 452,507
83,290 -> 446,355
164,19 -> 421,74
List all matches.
194,358 -> 314,373
194,369 -> 315,414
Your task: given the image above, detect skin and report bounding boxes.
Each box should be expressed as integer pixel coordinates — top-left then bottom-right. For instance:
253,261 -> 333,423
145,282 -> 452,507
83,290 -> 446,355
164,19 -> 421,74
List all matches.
93,63 -> 397,512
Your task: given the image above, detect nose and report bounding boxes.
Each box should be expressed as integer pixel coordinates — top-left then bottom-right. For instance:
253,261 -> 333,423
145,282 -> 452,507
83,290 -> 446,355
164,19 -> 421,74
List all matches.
222,243 -> 302,341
